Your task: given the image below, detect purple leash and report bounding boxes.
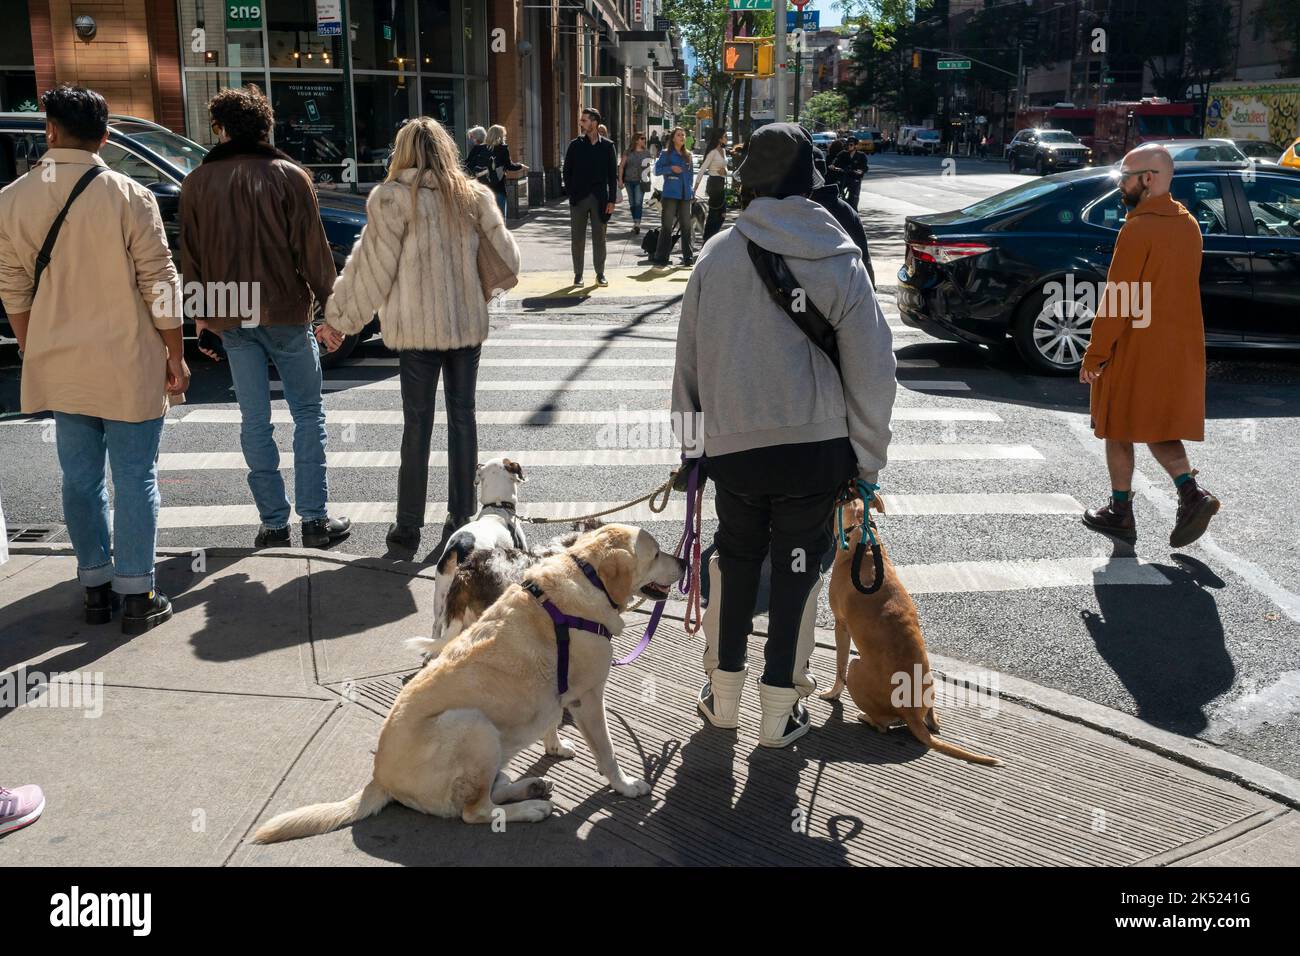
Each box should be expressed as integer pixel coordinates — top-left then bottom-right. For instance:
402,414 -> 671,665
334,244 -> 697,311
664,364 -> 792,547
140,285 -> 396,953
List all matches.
615,459 -> 703,666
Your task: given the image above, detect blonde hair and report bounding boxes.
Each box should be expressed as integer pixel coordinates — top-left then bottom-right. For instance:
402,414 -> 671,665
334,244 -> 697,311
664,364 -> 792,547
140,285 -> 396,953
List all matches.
486,124 -> 507,148
386,116 -> 480,220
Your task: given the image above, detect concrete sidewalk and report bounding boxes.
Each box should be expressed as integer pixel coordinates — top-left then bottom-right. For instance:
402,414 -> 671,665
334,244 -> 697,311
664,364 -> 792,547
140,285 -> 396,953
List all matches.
2,544 -> 1298,866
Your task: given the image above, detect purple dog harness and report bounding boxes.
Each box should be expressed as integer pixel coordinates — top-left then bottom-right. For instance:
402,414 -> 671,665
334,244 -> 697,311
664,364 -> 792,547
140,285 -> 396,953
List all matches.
523,555 -> 619,695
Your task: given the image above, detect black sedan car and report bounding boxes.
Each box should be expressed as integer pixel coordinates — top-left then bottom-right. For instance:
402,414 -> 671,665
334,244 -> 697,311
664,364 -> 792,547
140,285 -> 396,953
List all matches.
0,113 -> 371,365
897,161 -> 1300,373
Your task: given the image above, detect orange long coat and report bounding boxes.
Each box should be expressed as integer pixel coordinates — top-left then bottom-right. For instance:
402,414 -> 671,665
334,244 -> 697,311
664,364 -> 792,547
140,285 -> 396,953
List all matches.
1080,192 -> 1206,442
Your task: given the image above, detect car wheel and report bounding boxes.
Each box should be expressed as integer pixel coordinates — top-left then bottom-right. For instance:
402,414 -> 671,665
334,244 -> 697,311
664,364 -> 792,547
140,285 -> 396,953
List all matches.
1013,284 -> 1095,375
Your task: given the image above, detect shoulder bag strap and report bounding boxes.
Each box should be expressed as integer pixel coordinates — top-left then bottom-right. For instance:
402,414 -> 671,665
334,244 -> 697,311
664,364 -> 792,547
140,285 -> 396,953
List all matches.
33,164 -> 106,297
746,239 -> 840,372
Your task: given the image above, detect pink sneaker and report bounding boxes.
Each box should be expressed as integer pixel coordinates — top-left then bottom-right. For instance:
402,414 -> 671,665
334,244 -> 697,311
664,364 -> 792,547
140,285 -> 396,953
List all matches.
0,784 -> 45,835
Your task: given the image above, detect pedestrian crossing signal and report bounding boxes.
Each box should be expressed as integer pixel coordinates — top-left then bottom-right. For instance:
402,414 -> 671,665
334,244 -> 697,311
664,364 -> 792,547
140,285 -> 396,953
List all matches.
724,40 -> 756,74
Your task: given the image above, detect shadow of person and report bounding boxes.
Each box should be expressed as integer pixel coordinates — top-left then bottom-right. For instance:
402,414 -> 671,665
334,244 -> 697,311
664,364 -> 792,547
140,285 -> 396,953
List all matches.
1082,545 -> 1233,736
183,557 -> 419,664
0,553 -> 197,723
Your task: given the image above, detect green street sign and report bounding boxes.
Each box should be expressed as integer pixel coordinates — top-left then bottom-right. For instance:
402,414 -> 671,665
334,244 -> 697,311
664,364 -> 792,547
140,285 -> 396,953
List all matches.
728,0 -> 773,9
225,2 -> 263,30
937,59 -> 971,70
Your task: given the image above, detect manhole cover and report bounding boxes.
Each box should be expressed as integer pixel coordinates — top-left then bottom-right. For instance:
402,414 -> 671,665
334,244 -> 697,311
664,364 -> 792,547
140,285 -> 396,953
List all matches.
6,526 -> 62,543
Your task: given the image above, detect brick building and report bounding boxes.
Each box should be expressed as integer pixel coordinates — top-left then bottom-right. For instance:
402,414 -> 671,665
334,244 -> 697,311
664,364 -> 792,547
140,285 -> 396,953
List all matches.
1,0 -> 683,214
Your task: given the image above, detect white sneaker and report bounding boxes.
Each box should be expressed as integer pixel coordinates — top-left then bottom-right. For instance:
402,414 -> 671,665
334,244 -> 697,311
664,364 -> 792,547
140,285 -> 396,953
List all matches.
758,682 -> 812,748
698,667 -> 747,729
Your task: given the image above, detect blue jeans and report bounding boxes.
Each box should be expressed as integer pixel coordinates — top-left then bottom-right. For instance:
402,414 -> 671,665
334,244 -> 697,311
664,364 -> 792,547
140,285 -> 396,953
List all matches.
625,181 -> 644,223
494,188 -> 508,218
54,413 -> 165,595
221,324 -> 328,528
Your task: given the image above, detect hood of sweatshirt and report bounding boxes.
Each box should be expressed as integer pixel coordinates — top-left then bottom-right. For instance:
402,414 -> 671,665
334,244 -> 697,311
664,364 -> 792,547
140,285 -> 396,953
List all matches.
732,195 -> 860,261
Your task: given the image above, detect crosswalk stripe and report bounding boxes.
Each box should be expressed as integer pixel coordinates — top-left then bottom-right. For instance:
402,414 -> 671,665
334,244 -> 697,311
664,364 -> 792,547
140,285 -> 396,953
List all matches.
176,407 -> 1003,425
275,379 -> 675,393
896,557 -> 1170,594
154,493 -> 1082,528
899,380 -> 970,391
497,323 -> 916,336
343,353 -> 936,368
483,338 -> 677,349
155,443 -> 1042,471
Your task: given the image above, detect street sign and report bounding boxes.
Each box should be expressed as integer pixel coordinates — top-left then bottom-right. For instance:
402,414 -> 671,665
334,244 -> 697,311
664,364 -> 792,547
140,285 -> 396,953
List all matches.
226,2 -> 263,30
786,10 -> 819,30
728,0 -> 773,9
938,59 -> 971,70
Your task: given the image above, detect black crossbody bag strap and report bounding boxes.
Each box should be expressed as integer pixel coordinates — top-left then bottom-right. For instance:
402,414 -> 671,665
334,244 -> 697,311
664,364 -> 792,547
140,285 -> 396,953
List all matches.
746,239 -> 840,372
33,165 -> 106,297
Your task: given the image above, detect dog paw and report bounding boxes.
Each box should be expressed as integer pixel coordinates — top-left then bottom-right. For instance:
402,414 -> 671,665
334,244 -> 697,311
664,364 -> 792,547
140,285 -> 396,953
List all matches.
517,799 -> 554,822
526,778 -> 554,799
545,736 -> 578,759
613,776 -> 651,798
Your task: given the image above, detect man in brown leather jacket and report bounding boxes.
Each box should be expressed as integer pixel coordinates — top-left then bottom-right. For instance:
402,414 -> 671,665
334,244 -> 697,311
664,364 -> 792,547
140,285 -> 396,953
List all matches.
180,85 -> 350,549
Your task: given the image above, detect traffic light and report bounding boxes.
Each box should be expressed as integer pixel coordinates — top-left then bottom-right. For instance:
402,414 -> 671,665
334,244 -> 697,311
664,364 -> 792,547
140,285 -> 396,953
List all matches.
756,42 -> 774,77
723,40 -> 756,74
912,50 -> 921,69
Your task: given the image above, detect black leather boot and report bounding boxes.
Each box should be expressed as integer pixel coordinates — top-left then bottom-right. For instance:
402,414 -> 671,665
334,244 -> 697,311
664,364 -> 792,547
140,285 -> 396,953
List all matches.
1170,474 -> 1220,548
302,515 -> 351,549
121,591 -> 172,636
254,525 -> 291,549
1082,496 -> 1136,542
84,583 -> 119,625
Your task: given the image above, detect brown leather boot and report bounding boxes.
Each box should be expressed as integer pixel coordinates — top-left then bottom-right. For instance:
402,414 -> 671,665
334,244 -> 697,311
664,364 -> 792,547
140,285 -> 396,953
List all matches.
1170,472 -> 1220,548
1083,495 -> 1136,541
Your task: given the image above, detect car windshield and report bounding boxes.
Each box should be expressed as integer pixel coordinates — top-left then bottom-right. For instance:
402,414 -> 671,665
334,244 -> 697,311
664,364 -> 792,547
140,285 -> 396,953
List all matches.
1238,141 -> 1281,158
1167,142 -> 1246,162
1136,114 -> 1198,137
958,174 -> 1077,217
110,123 -> 208,174
1039,131 -> 1078,143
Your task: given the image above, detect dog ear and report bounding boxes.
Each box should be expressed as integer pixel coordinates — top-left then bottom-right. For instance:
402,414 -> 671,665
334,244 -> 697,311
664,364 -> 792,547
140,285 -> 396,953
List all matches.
871,492 -> 886,515
503,458 -> 526,483
584,527 -> 637,606
474,463 -> 484,486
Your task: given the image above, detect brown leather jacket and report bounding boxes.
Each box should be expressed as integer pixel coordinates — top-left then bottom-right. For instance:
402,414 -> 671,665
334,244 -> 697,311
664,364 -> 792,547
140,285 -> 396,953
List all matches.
179,139 -> 335,331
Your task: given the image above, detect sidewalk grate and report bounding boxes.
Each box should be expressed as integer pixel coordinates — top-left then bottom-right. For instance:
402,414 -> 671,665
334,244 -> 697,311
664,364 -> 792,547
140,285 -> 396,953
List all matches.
6,525 -> 63,543
343,672 -> 418,716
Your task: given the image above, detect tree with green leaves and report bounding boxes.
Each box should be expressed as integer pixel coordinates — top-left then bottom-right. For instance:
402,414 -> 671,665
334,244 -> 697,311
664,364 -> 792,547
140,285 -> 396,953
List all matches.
804,90 -> 850,130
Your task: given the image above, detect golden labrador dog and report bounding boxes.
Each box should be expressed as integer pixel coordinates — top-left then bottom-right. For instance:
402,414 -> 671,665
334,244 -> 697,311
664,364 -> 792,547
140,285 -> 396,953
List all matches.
253,525 -> 686,842
822,496 -> 1001,766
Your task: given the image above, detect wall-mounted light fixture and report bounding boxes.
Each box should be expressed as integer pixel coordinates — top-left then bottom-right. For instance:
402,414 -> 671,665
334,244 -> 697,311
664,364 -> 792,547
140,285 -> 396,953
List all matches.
518,38 -> 534,56
74,15 -> 97,41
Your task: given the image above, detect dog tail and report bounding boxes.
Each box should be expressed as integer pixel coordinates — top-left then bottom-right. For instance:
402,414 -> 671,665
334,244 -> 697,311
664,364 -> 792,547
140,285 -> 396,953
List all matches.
252,780 -> 392,844
902,712 -> 1002,767
405,635 -> 450,658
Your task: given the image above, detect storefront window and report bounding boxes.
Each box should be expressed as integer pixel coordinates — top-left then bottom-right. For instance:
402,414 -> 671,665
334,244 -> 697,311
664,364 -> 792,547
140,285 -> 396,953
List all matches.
266,0 -> 342,68
418,0 -> 462,74
272,76 -> 347,181
422,77 -> 463,139
352,0 -> 416,71
0,0 -> 36,112
353,73 -> 418,182
179,0 -> 267,70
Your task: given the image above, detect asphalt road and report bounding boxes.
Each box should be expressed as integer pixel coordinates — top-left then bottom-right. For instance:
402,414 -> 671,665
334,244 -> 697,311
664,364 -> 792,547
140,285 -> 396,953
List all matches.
3,151 -> 1299,780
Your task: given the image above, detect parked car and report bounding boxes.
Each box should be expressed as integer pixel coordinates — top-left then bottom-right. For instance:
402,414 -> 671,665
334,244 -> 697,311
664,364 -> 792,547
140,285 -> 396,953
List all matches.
1153,138 -> 1249,164
851,129 -> 880,154
901,128 -> 942,155
1006,128 -> 1093,175
896,161 -> 1300,374
1231,139 -> 1284,164
0,113 -> 373,366
811,131 -> 838,149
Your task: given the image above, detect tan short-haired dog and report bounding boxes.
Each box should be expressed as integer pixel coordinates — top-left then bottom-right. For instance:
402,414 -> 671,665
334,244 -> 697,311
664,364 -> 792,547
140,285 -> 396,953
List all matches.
253,525 -> 686,842
823,496 -> 1001,766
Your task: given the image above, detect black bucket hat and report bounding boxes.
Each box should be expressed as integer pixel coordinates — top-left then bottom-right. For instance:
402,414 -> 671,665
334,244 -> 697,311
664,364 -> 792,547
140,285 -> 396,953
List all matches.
734,122 -> 824,196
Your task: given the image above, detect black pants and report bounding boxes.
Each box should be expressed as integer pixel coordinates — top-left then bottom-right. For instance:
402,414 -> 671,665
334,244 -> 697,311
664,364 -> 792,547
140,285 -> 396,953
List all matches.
702,175 -> 726,241
706,439 -> 857,688
396,346 -> 481,528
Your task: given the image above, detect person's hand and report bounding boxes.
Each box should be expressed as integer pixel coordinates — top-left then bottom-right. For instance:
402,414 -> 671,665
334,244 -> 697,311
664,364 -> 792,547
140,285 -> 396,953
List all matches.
1079,365 -> 1102,384
316,324 -> 345,353
672,165 -> 683,173
604,202 -> 615,215
195,319 -> 222,362
166,357 -> 190,396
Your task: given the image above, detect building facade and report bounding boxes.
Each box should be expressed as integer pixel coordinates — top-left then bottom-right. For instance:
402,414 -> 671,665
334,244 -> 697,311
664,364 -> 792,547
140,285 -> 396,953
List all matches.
3,0 -> 683,212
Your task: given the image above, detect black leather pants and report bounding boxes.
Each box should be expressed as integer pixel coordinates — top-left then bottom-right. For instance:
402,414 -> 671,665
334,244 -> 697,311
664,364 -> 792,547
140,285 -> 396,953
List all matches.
396,346 -> 480,528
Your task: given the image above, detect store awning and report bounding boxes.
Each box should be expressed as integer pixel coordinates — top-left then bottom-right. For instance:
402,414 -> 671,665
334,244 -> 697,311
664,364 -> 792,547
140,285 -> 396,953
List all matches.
581,75 -> 624,88
614,29 -> 673,70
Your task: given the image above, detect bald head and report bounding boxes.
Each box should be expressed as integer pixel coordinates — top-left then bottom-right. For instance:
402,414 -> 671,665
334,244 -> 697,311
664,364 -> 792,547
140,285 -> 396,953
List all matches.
1121,143 -> 1174,196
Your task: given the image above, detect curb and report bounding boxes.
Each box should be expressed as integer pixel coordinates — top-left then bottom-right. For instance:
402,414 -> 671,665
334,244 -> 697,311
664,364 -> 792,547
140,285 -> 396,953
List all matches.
12,540 -> 1300,812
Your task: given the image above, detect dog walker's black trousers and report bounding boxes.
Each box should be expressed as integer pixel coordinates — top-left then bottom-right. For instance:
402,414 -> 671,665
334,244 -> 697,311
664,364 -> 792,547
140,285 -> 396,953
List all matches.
396,346 -> 481,528
706,439 -> 857,687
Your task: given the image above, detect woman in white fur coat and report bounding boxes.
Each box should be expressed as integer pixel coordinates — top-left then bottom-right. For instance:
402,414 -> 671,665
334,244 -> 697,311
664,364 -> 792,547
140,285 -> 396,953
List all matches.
324,117 -> 520,552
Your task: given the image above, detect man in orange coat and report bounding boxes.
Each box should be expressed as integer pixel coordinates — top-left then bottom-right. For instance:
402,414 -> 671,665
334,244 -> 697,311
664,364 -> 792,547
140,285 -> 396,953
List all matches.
1079,144 -> 1220,547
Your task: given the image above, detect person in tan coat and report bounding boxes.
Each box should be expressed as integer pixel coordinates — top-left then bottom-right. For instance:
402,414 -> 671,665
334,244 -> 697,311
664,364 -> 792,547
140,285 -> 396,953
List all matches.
1079,143 -> 1220,548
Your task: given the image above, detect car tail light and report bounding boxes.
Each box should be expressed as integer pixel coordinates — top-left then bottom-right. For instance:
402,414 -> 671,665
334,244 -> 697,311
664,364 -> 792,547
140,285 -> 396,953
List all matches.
908,241 -> 993,265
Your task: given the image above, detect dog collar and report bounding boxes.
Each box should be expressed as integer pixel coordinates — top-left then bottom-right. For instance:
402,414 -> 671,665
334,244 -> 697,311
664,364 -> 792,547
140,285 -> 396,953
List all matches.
522,580 -> 611,696
569,555 -> 621,611
481,501 -> 516,513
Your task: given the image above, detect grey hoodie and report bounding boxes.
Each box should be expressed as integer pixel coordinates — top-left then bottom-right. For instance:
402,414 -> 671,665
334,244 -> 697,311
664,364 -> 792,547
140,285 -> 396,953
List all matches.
672,196 -> 896,482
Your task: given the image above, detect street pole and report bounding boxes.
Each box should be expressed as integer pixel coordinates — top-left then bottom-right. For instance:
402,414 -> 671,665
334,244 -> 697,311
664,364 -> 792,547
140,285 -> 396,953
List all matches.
340,0 -> 358,194
794,47 -> 802,124
774,0 -> 786,122
1015,42 -> 1023,116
